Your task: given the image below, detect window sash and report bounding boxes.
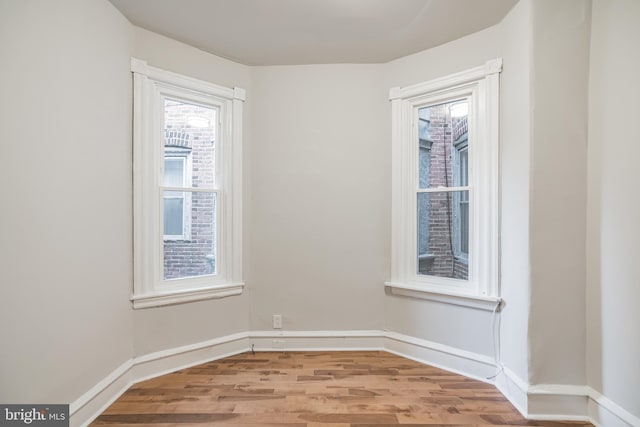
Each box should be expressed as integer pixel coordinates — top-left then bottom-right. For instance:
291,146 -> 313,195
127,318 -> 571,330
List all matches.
411,92 -> 476,290
158,95 -> 221,287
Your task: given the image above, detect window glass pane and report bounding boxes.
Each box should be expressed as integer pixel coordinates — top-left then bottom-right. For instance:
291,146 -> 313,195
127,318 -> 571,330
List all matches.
164,193 -> 184,236
164,98 -> 216,188
418,99 -> 468,189
417,190 -> 469,280
164,191 -> 217,279
164,158 -> 184,187
458,148 -> 468,186
417,192 -> 430,258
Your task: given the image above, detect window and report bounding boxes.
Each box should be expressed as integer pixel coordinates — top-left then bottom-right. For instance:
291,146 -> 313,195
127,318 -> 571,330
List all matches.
387,59 -> 501,306
131,58 -> 245,308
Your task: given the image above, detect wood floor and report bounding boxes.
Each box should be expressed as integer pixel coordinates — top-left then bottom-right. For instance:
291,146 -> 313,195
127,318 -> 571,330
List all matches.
92,351 -> 592,426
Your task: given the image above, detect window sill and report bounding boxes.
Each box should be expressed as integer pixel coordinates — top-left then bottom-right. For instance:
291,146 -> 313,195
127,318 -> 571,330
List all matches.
418,253 -> 436,262
132,282 -> 244,309
453,255 -> 469,264
384,281 -> 500,311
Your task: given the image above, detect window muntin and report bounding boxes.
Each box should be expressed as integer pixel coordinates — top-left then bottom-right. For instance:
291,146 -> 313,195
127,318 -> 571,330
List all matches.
131,58 -> 244,309
388,58 -> 501,299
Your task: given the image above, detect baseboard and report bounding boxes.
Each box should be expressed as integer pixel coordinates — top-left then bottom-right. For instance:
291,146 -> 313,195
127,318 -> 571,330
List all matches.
383,331 -> 497,383
495,367 -> 530,416
495,375 -> 639,427
248,329 -> 495,384
132,332 -> 249,383
249,330 -> 385,351
69,329 -> 639,427
587,387 -> 640,427
527,384 -> 591,421
69,359 -> 133,427
70,332 -> 251,427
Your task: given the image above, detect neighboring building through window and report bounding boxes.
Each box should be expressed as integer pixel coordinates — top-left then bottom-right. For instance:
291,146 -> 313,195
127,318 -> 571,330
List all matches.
452,108 -> 469,268
131,58 -> 245,309
387,59 -> 501,303
417,107 -> 432,269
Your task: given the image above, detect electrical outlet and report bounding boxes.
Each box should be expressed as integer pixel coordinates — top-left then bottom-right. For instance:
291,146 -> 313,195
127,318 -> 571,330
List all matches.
272,314 -> 282,329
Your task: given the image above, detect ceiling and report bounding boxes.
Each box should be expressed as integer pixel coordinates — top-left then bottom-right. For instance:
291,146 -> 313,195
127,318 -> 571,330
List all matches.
109,0 -> 517,66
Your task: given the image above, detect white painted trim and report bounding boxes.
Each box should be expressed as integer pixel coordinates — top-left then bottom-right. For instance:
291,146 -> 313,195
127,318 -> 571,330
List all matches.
385,281 -> 500,311
131,58 -> 235,100
385,331 -> 494,366
70,332 -> 251,427
69,330 -> 639,427
131,334 -> 249,388
69,359 -> 132,423
131,282 -> 244,309
233,87 -> 246,101
249,330 -> 385,352
587,387 -> 640,427
133,332 -> 248,365
495,370 -> 639,427
250,330 -> 382,339
389,58 -> 502,101
528,389 -> 590,421
384,331 -> 497,383
524,386 -> 640,426
495,367 -> 530,416
528,414 -> 593,423
529,383 -> 590,396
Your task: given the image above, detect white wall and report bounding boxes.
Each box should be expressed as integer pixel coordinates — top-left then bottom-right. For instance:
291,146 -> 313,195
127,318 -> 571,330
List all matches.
383,27 -> 503,357
587,0 -> 640,420
528,0 -> 591,386
131,28 -> 252,355
0,0 -> 134,404
248,64 -> 388,332
386,26 -> 503,88
498,0 -> 533,385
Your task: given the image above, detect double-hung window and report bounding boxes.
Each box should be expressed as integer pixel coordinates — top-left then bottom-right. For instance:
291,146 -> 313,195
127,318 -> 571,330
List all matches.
131,58 -> 245,308
387,59 -> 501,308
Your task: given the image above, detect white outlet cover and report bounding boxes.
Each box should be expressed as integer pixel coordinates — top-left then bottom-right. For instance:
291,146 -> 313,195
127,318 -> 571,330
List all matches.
272,314 -> 282,329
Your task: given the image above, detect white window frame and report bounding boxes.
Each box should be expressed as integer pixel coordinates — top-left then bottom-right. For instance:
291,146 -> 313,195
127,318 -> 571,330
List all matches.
131,58 -> 244,309
386,59 -> 501,310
